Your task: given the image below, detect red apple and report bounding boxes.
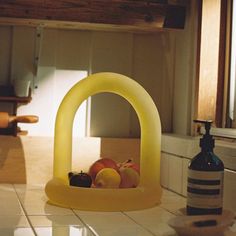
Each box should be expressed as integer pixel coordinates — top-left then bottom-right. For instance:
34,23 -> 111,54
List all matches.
118,159 -> 140,188
89,158 -> 119,182
119,167 -> 140,188
118,159 -> 140,174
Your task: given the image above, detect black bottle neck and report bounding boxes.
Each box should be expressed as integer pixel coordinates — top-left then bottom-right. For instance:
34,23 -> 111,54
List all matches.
201,146 -> 214,153
200,134 -> 215,152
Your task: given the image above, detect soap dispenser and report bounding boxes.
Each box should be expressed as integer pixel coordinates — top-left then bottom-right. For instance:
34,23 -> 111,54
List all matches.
187,120 -> 224,215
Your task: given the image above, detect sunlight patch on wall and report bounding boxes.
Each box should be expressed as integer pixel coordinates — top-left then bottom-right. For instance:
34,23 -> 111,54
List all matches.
53,69 -> 88,137
17,69 -> 88,137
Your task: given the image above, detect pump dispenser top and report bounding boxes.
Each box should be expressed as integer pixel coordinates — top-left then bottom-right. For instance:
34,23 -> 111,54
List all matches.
194,119 -> 214,151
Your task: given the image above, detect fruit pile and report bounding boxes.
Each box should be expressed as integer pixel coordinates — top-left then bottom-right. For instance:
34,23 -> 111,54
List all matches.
68,158 -> 140,189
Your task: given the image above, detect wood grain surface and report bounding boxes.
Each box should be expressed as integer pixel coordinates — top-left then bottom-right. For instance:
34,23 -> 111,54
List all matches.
0,0 -> 186,30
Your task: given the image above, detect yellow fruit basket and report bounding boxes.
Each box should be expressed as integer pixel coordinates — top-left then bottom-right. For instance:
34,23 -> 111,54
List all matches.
45,72 -> 162,211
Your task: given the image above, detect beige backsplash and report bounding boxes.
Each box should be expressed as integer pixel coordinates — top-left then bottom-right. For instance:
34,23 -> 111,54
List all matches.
0,135 -> 140,184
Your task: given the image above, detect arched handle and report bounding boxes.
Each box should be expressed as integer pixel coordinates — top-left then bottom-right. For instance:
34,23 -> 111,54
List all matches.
53,72 -> 161,188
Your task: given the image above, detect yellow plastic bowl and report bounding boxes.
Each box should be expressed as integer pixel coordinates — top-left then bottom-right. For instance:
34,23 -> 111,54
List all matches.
45,72 -> 162,211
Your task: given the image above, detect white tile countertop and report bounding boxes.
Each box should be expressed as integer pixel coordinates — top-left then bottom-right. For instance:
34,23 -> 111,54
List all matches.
0,184 -> 235,236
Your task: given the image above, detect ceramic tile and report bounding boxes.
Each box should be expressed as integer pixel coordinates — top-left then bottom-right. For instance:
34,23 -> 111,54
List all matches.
168,155 -> 183,194
0,227 -> 34,236
14,184 -> 74,215
74,211 -> 153,236
225,220 -> 236,235
225,231 -> 236,236
0,183 -> 15,192
124,206 -> 177,236
22,202 -> 74,216
0,184 -> 24,215
0,215 -> 30,228
215,141 -> 236,171
161,135 -> 199,159
0,184 -> 191,236
162,188 -> 177,197
14,184 -> 47,205
0,199 -> 24,216
29,215 -> 84,227
14,184 -> 48,202
34,226 -> 94,236
182,158 -> 189,197
160,189 -> 186,215
223,169 -> 236,212
160,153 -> 169,188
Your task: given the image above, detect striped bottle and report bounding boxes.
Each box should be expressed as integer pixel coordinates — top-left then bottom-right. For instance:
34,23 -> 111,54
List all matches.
187,120 -> 224,215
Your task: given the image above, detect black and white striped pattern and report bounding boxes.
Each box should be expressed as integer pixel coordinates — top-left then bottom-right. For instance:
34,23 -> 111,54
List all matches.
187,170 -> 224,209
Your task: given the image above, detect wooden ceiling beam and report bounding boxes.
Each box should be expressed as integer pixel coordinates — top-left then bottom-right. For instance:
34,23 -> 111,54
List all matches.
0,0 -> 186,32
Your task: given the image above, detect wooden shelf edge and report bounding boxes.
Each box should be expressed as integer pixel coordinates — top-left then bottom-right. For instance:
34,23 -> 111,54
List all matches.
0,16 -> 186,33
0,1 -> 186,32
0,86 -> 32,104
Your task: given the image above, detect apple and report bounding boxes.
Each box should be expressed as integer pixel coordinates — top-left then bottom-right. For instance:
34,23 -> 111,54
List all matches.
68,171 -> 92,188
118,159 -> 140,174
119,167 -> 140,188
88,158 -> 119,182
94,168 -> 121,188
117,159 -> 140,188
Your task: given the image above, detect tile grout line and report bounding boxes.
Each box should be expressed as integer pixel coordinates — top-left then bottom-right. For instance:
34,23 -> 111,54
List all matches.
12,184 -> 38,236
71,209 -> 97,236
158,205 -> 179,216
162,187 -> 187,198
121,211 -> 156,236
12,184 -> 97,235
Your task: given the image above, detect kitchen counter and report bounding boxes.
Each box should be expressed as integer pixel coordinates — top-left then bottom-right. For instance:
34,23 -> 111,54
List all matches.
0,184 -> 235,236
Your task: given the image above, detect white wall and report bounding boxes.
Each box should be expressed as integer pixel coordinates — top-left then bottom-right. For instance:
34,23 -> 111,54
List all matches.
172,0 -> 199,136
8,28 -> 90,136
0,26 -> 179,137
